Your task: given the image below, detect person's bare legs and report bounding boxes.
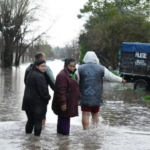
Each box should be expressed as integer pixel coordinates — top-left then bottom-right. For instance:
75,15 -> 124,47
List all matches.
42,119 -> 46,126
91,112 -> 99,126
82,111 -> 90,130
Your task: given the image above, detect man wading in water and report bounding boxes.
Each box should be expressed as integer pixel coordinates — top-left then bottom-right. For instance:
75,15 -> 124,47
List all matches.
76,51 -> 126,130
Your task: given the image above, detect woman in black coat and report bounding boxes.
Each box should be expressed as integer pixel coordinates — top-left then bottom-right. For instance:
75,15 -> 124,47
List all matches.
24,52 -> 55,127
22,59 -> 51,136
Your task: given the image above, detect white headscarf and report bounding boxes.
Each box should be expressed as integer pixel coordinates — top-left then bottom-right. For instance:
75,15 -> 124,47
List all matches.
82,51 -> 99,64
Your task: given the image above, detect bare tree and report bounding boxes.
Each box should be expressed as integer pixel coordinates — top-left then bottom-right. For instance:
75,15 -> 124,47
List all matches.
0,0 -> 53,68
14,26 -> 54,67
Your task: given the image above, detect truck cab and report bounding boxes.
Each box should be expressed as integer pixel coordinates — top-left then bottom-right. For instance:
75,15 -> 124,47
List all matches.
119,42 -> 150,90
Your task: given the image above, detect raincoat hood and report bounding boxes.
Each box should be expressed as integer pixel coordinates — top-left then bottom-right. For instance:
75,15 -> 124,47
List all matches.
82,51 -> 99,64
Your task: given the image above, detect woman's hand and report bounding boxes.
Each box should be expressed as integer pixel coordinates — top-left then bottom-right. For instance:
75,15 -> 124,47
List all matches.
61,105 -> 67,111
78,100 -> 81,105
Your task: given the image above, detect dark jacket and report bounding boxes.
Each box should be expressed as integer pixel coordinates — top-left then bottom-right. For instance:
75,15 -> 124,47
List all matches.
52,68 -> 80,118
78,63 -> 104,107
24,64 -> 55,91
22,69 -> 51,115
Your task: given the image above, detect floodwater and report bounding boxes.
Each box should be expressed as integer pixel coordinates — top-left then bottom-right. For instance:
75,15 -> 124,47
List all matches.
0,60 -> 150,150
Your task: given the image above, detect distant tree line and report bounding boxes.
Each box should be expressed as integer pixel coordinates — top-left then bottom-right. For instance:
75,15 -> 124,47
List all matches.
78,0 -> 150,69
52,39 -> 80,60
1,0 -> 150,69
29,38 -> 54,61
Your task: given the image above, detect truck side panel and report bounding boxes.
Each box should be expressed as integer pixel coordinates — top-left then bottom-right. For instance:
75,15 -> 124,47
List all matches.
120,51 -> 150,76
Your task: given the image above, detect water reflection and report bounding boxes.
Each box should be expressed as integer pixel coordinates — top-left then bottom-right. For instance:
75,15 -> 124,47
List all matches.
102,82 -> 150,132
0,67 -> 26,121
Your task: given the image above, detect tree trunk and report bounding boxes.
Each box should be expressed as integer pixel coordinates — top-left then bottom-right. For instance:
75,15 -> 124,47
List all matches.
15,58 -> 20,67
4,46 -> 13,68
2,35 -> 14,68
15,44 -> 19,67
15,50 -> 21,67
15,53 -> 21,67
22,54 -> 24,63
15,59 -> 20,67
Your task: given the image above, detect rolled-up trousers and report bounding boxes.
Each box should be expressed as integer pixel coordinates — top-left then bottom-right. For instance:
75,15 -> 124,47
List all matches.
57,116 -> 70,135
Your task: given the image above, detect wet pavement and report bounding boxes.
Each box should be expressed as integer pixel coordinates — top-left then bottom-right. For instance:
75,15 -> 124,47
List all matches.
0,60 -> 150,150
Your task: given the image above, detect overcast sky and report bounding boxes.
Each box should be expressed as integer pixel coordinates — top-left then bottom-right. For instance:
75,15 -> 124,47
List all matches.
38,0 -> 88,47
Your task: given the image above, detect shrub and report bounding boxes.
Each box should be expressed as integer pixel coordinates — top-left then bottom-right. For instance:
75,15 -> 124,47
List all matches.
143,95 -> 150,101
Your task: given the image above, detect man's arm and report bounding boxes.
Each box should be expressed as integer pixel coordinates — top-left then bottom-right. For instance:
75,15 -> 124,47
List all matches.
104,67 -> 126,83
45,66 -> 55,90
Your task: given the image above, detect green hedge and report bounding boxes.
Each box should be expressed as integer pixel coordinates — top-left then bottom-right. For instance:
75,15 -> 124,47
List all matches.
143,95 -> 150,101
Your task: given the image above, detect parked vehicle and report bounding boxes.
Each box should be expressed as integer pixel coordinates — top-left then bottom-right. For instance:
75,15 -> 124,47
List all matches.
119,42 -> 150,90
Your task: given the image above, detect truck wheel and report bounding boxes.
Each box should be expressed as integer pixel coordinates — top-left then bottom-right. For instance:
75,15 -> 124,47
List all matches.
134,79 -> 148,90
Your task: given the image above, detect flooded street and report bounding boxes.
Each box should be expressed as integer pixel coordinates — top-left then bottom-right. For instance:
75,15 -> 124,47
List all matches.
0,60 -> 150,150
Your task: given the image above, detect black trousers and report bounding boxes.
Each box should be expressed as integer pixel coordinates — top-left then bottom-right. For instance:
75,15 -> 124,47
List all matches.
25,111 -> 43,136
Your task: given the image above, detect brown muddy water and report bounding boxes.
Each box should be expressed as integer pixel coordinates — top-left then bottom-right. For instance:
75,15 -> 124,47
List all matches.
0,60 -> 150,150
